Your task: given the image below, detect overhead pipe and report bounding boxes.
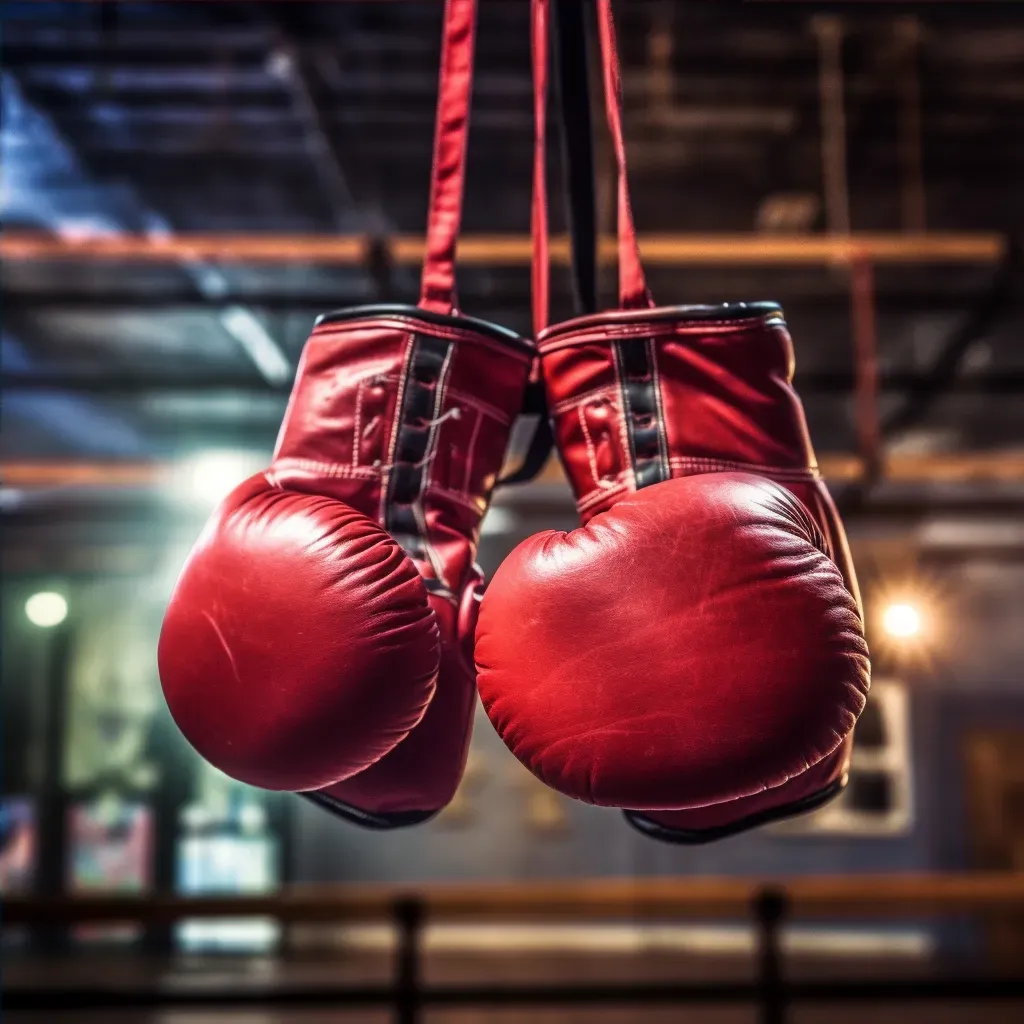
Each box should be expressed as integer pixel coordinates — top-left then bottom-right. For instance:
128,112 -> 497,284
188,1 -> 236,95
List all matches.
0,232 -> 1005,265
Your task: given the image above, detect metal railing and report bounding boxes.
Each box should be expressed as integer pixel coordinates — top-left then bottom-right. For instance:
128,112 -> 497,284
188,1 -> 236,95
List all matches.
5,873 -> 1024,1023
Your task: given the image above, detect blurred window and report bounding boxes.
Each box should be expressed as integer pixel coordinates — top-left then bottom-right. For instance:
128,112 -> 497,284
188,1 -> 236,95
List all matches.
175,785 -> 280,953
68,796 -> 153,944
771,680 -> 913,835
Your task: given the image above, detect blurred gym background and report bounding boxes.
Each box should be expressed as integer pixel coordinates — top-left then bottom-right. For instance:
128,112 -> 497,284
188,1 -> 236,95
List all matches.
2,1 -> 1023,1021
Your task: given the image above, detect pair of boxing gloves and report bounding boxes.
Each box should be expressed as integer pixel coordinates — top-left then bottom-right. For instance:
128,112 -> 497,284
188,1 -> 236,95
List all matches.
158,297 -> 870,842
158,0 -> 870,844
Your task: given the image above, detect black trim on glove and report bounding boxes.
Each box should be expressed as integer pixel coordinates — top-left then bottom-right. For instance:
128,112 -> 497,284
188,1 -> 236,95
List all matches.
622,776 -> 847,845
300,790 -> 439,831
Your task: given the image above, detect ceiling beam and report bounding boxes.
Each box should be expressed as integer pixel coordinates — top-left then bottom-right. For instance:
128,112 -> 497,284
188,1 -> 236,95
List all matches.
4,371 -> 1024,397
3,288 -> 1006,313
2,69 -> 293,387
0,231 -> 1006,265
6,451 -> 1024,491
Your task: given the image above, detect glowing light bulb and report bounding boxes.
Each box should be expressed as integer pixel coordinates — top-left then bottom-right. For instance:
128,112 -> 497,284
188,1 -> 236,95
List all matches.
882,602 -> 921,639
170,450 -> 264,508
25,592 -> 68,628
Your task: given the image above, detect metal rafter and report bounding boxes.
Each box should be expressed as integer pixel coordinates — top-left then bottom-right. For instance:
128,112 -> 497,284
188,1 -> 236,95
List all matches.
3,68 -> 293,386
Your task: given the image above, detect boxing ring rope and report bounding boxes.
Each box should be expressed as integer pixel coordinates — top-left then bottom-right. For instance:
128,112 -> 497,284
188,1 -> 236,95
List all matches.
5,873 -> 1024,1024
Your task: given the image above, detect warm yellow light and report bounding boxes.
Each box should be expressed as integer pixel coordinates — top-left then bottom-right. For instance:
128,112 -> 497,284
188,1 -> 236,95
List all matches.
25,592 -> 68,628
882,602 -> 922,639
169,450 -> 263,508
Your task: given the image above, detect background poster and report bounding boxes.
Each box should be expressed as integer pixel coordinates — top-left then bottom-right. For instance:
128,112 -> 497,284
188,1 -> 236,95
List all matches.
0,797 -> 37,894
69,798 -> 153,942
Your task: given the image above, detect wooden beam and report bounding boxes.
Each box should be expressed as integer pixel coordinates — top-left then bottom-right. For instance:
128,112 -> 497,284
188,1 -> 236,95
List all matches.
2,462 -> 165,488
4,872 -> 1024,925
0,232 -> 1005,266
5,452 -> 1024,491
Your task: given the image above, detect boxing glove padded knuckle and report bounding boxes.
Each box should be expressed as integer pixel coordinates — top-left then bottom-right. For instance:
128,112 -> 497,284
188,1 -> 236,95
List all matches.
159,481 -> 442,794
476,473 -> 868,811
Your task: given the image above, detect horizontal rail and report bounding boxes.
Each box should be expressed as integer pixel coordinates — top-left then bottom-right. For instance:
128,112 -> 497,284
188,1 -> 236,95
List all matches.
5,874 -> 1024,926
5,371 -> 1024,395
527,451 -> 1024,485
5,452 -> 1024,491
0,291 -> 1012,312
7,979 -> 1024,1013
0,232 -> 1006,266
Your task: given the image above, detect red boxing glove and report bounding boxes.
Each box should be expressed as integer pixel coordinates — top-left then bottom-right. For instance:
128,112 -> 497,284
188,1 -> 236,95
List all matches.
478,304 -> 869,840
475,0 -> 870,842
161,307 -> 530,825
159,0 -> 534,827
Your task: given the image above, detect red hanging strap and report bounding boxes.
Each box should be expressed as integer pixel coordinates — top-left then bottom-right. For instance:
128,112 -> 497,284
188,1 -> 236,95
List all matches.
530,0 -> 652,326
530,0 -> 551,336
595,0 -> 652,311
419,0 -> 478,315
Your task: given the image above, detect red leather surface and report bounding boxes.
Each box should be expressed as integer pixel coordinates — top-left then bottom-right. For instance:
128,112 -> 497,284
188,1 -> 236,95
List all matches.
530,0 -> 651,333
593,0 -> 652,311
538,308 -> 861,604
530,0 -> 550,337
160,312 -> 532,806
274,315 -> 529,594
159,0 -> 536,819
159,473 -> 439,793
318,586 -> 478,814
419,0 -> 477,314
516,307 -> 868,823
644,734 -> 853,832
476,473 -> 869,810
480,0 -> 870,834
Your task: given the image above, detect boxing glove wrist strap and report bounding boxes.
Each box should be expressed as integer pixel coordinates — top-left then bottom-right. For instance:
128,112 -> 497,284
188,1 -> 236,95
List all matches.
532,0 -> 653,335
419,0 -> 477,316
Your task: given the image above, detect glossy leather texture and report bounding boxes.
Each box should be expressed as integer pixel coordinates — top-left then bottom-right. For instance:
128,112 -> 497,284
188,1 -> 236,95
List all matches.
159,0 -> 540,828
475,305 -> 870,836
482,0 -> 871,842
160,306 -> 532,817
